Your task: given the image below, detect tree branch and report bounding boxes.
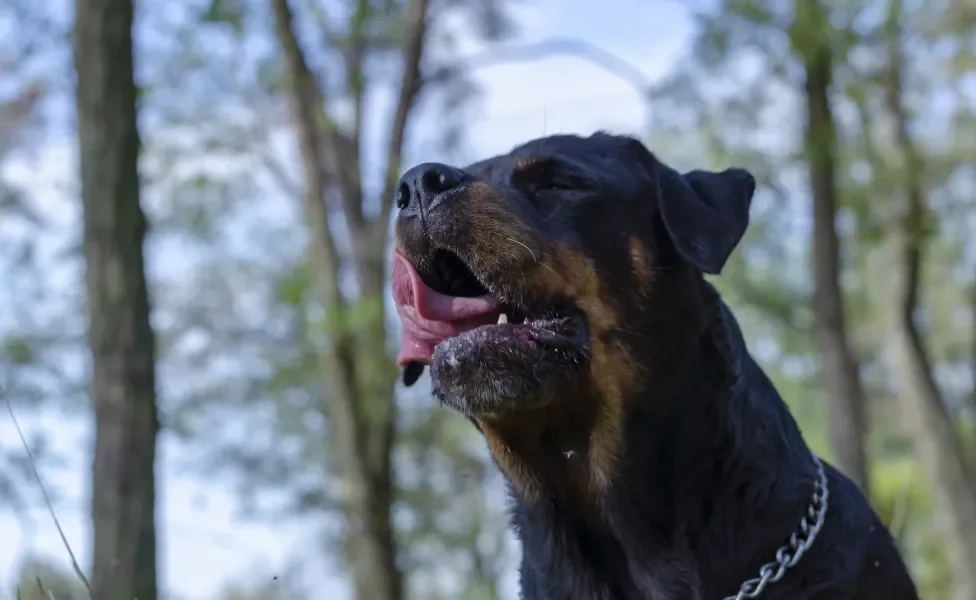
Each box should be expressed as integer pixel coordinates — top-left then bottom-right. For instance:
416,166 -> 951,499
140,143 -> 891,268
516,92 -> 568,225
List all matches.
270,0 -> 373,516
971,273 -> 976,413
880,2 -> 976,593
376,0 -> 429,240
346,0 -> 370,219
385,35 -> 658,235
271,3 -> 403,598
882,9 -> 925,323
795,0 -> 870,491
462,37 -> 654,94
271,0 -> 344,310
272,0 -> 363,227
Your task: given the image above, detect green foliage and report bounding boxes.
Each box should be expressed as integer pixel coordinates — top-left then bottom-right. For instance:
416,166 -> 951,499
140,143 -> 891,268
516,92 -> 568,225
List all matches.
871,459 -> 951,599
3,0 -> 974,597
214,575 -> 307,600
653,0 -> 976,594
3,336 -> 34,365
135,0 -> 519,594
10,556 -> 88,600
203,0 -> 245,35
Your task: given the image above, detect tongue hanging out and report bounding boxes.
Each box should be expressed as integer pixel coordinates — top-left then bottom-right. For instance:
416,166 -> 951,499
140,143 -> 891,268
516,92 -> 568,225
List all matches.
391,251 -> 501,368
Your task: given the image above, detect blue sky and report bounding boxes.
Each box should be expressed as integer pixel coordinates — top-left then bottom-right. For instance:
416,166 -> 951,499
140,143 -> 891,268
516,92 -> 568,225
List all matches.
0,0 -> 696,598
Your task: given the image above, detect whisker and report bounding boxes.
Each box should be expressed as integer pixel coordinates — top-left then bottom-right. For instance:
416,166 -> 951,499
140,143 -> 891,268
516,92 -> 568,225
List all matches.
615,340 -> 634,362
507,237 -> 537,263
608,326 -> 655,341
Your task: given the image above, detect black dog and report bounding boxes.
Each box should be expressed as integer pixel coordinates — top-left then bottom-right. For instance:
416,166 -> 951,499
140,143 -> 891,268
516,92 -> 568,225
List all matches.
391,133 -> 918,599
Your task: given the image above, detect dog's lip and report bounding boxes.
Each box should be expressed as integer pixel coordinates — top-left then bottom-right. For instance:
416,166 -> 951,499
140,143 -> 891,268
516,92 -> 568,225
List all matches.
431,314 -> 588,365
392,250 -> 586,367
393,250 -> 502,366
392,251 -> 501,322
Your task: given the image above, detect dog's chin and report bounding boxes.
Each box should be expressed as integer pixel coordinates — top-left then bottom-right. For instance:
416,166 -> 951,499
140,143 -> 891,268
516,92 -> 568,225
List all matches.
429,319 -> 586,418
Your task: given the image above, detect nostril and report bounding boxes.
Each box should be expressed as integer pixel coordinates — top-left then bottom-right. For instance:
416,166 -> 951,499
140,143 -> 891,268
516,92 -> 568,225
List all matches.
422,168 -> 461,194
396,182 -> 411,210
397,162 -> 466,211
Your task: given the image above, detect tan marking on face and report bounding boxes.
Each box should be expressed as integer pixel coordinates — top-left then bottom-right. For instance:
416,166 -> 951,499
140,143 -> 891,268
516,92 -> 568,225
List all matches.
476,420 -> 544,503
453,185 -> 646,501
514,156 -> 543,172
461,181 -> 543,270
629,236 -> 654,298
526,244 -> 644,492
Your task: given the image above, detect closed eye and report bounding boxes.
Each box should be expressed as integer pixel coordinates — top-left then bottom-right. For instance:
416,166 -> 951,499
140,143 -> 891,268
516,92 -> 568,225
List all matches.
512,157 -> 588,196
539,178 -> 575,191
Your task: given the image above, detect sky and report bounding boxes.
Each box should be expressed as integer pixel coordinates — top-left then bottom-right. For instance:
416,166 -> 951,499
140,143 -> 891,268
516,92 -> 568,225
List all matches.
0,0 -> 695,598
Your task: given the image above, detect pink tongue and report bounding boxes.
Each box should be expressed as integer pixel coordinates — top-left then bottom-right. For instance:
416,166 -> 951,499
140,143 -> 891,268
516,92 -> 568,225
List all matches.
391,251 -> 501,366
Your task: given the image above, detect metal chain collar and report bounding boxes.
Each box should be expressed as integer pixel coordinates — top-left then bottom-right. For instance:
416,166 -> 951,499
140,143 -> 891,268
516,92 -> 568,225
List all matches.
721,452 -> 830,600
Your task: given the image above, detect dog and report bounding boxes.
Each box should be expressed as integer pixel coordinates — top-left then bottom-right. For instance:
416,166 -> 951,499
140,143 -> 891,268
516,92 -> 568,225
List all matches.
391,132 -> 918,599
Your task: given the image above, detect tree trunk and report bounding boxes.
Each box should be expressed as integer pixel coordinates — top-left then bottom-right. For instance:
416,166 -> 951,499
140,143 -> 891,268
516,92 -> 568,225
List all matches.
881,4 -> 976,598
971,273 -> 976,418
73,0 -> 160,598
794,0 -> 870,493
269,0 -> 429,598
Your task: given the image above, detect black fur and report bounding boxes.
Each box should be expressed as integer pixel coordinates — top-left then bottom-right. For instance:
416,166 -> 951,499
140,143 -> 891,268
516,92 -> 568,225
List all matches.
515,296 -> 917,599
393,133 -> 919,599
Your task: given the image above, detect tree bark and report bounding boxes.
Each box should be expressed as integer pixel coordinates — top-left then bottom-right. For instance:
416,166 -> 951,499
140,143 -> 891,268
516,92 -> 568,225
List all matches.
971,273 -> 976,418
269,1 -> 429,598
73,0 -> 159,598
794,0 -> 870,493
881,4 -> 976,598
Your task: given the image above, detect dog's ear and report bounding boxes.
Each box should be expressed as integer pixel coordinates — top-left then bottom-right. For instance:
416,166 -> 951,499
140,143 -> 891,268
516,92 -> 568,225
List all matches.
622,137 -> 755,274
655,165 -> 755,275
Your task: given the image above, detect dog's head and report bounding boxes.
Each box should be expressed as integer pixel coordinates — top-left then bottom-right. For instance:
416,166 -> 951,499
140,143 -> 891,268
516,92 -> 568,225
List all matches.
392,132 -> 755,422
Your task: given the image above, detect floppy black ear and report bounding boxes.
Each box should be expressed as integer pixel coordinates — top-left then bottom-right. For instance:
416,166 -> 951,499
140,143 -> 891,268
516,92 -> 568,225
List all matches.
655,165 -> 756,275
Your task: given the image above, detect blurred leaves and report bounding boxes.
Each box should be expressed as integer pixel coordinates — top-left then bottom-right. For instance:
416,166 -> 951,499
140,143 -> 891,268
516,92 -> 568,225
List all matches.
9,555 -> 88,600
204,0 -> 246,35
652,0 -> 976,595
131,0 -> 518,595
0,0 -> 973,597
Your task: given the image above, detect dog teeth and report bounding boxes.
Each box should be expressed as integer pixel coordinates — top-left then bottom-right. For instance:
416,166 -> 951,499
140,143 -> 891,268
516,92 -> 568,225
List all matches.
497,312 -> 509,325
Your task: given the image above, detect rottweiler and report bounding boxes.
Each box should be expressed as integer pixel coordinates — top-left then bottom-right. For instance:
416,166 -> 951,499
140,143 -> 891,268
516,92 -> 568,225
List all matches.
391,132 -> 918,599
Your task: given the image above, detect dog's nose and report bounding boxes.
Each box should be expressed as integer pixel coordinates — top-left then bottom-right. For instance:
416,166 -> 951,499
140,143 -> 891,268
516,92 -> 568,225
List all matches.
396,162 -> 467,214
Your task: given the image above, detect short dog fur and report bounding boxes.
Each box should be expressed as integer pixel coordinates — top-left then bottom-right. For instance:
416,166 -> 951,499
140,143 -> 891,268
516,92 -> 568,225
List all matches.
391,132 -> 918,599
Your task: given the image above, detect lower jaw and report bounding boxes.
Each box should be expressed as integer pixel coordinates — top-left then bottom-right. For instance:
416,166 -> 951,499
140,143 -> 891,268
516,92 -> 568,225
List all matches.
523,315 -> 586,348
442,314 -> 587,352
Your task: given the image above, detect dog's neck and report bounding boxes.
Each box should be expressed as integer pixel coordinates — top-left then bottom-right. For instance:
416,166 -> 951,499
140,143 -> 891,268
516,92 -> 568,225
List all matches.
478,279 -> 749,505
478,279 -> 819,596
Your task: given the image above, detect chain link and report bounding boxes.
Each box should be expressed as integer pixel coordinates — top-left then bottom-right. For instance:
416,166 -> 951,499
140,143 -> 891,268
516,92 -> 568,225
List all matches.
721,452 -> 830,600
